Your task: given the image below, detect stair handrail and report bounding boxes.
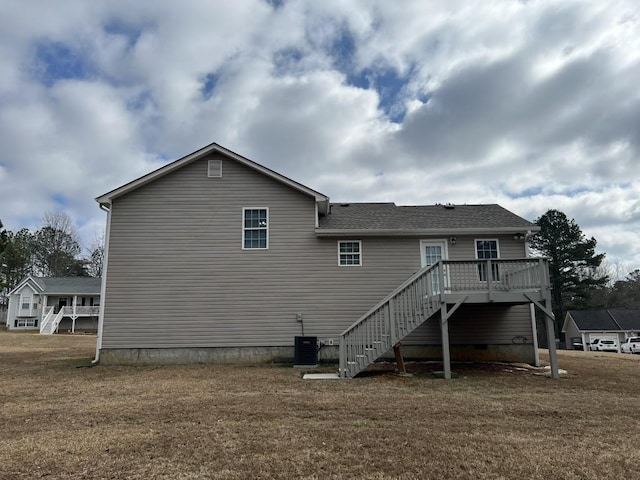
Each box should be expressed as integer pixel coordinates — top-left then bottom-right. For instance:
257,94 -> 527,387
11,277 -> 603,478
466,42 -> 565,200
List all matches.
340,261 -> 441,338
50,309 -> 66,334
39,308 -> 55,333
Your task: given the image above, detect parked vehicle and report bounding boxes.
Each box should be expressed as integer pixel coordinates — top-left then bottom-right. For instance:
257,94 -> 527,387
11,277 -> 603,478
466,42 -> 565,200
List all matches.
570,337 -> 584,350
589,338 -> 618,352
621,337 -> 640,354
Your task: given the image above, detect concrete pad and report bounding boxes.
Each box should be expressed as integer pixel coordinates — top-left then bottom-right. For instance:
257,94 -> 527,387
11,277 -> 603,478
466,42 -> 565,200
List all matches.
303,372 -> 340,380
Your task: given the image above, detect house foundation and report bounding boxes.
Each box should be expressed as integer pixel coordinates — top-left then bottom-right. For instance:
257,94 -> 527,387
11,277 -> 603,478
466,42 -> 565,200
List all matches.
99,343 -> 535,366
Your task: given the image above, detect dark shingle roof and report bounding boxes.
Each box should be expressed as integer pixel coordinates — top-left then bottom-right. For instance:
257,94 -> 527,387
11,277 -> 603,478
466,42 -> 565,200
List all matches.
567,309 -> 640,331
317,203 -> 536,231
32,277 -> 102,295
568,310 -> 620,331
608,310 -> 640,331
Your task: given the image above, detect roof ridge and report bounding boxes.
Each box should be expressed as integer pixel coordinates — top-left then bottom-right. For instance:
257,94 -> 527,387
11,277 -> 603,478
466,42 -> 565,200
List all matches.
606,309 -> 624,330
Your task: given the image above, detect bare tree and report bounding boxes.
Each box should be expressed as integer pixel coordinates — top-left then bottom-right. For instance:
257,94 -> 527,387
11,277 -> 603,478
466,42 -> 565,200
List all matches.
32,211 -> 85,276
86,232 -> 105,278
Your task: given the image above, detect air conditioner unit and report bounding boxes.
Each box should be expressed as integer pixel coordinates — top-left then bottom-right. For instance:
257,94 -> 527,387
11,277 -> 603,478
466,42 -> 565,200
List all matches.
294,336 -> 318,367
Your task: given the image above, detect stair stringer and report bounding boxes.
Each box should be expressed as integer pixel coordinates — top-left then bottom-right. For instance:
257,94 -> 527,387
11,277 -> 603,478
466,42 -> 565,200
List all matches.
339,263 -> 445,378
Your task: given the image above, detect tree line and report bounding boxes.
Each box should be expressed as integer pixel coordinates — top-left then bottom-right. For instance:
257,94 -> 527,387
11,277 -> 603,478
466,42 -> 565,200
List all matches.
530,209 -> 639,343
0,212 -> 104,294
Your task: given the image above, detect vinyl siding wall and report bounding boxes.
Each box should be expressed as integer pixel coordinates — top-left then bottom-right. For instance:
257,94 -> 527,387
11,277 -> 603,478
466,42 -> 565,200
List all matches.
102,154 -> 533,350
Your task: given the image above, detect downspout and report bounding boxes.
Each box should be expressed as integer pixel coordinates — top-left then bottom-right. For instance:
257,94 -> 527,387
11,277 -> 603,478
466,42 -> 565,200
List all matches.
93,203 -> 112,364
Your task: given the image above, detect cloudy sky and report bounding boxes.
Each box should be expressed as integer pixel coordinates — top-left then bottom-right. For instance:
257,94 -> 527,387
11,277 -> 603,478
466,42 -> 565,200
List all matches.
1,0 -> 639,271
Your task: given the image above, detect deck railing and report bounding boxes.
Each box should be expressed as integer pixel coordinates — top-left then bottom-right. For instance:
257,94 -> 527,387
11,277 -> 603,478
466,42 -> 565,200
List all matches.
339,258 -> 549,378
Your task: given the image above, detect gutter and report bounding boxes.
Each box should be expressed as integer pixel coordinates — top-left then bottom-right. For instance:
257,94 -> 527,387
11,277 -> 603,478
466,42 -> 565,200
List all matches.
92,202 -> 112,364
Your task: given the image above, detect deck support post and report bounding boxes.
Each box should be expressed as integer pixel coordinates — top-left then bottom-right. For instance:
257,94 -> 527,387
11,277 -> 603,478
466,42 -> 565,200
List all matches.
393,342 -> 406,374
440,306 -> 451,380
440,296 -> 468,380
524,293 -> 559,379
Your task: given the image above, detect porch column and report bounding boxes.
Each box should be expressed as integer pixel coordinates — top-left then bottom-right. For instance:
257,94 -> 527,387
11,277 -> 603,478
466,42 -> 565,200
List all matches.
71,295 -> 77,333
42,295 -> 48,325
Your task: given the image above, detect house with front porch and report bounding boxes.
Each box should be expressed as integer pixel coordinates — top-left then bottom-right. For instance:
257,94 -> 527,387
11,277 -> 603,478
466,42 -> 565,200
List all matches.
7,276 -> 101,334
96,143 -> 558,378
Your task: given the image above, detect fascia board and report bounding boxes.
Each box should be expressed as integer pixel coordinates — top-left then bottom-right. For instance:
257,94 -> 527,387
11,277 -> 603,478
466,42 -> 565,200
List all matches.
315,226 -> 541,237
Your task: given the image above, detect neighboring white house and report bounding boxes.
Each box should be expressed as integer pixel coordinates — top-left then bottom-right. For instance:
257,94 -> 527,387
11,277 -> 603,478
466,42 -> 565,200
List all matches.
562,309 -> 640,351
7,276 -> 102,334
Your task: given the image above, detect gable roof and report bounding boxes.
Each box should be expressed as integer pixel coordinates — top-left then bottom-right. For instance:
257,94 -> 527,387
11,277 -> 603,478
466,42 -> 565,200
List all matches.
607,310 -> 640,331
9,276 -> 102,296
316,203 -> 538,236
565,309 -> 640,332
96,142 -> 330,214
566,310 -> 621,331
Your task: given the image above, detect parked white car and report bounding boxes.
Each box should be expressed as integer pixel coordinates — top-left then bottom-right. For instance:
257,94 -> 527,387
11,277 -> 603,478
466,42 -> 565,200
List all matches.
589,339 -> 619,352
620,337 -> 640,354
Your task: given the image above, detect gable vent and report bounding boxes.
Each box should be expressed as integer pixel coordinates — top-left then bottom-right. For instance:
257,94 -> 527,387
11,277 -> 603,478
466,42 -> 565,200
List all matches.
208,159 -> 222,178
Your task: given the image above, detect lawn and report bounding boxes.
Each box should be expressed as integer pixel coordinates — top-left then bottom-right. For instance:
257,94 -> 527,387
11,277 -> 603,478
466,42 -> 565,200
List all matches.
1,331 -> 638,479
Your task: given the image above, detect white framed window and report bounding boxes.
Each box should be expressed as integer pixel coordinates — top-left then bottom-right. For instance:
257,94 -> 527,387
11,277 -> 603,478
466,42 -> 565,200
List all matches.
20,295 -> 31,311
17,318 -> 36,327
243,208 -> 268,249
475,239 -> 500,281
338,241 -> 362,266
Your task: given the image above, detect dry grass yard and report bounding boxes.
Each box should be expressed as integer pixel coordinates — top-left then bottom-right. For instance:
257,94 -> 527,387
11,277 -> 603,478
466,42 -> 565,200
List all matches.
1,331 -> 639,480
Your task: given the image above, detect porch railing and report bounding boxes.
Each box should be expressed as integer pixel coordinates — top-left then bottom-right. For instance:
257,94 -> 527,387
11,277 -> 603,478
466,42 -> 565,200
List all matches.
339,258 -> 549,378
43,305 -> 100,317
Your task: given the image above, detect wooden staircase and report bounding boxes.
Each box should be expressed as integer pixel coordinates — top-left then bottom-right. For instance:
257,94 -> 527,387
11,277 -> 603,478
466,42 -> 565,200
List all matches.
338,258 -> 554,378
339,262 -> 444,378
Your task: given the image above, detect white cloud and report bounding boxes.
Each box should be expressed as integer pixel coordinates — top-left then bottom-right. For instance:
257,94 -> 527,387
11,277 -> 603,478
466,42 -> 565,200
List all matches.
1,0 -> 639,270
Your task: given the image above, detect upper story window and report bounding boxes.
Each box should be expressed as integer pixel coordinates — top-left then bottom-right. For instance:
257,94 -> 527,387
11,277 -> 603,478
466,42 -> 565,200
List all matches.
338,241 -> 362,266
243,208 -> 268,249
20,295 -> 31,311
476,239 -> 499,281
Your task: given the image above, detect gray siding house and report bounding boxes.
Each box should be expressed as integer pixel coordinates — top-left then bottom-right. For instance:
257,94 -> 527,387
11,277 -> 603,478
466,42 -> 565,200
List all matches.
96,143 -> 558,378
7,276 -> 101,334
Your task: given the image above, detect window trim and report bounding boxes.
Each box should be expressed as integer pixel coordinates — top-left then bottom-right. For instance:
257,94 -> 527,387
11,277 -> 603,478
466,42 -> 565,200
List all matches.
20,294 -> 32,311
338,240 -> 362,266
475,238 -> 500,282
242,207 -> 269,250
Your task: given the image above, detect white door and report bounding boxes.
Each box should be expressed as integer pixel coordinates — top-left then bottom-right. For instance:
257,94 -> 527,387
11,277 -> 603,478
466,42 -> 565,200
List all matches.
420,240 -> 449,294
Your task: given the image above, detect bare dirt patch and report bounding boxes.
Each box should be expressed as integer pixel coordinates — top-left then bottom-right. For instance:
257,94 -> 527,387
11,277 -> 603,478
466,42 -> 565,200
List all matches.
1,331 -> 638,479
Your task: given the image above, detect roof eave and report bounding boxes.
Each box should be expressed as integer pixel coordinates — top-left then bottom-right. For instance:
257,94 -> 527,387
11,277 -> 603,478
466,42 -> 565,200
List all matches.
314,226 -> 540,237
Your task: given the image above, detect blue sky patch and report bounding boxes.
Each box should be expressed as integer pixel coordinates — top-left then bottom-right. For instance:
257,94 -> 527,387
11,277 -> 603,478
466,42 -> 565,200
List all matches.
104,19 -> 143,50
348,66 -> 409,123
330,27 -> 357,73
34,42 -> 93,87
264,0 -> 286,9
201,73 -> 219,100
52,193 -> 67,207
508,186 -> 543,198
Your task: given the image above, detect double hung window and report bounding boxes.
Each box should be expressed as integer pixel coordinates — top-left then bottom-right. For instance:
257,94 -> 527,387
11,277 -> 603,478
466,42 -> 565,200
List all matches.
338,241 -> 362,266
243,208 -> 268,249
